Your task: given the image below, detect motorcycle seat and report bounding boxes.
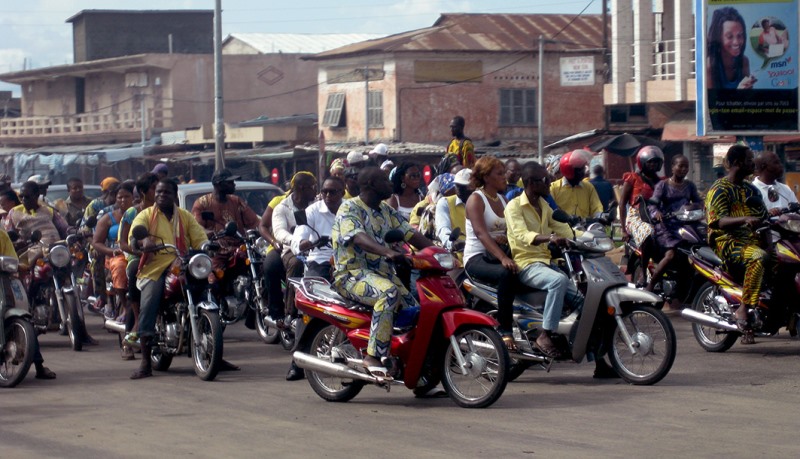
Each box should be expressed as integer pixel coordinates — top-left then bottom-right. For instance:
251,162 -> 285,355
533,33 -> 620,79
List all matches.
695,246 -> 723,267
301,277 -> 370,312
468,277 -> 545,295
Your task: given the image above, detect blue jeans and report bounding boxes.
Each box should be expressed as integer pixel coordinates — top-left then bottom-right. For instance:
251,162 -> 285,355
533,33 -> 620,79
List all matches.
518,262 -> 584,332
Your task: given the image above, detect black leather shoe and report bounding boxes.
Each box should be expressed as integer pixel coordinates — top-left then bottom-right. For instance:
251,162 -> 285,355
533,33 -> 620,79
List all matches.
286,362 -> 305,381
35,366 -> 57,380
219,359 -> 241,372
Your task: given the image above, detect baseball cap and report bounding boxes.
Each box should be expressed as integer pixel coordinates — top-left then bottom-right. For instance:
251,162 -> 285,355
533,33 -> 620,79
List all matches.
100,177 -> 120,192
369,143 -> 388,157
152,163 -> 169,175
454,168 -> 472,186
28,174 -> 52,186
380,159 -> 395,170
211,168 -> 241,184
346,150 -> 367,165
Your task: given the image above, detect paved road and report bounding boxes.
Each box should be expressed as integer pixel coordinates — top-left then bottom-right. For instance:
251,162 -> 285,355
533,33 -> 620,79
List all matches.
2,310 -> 798,458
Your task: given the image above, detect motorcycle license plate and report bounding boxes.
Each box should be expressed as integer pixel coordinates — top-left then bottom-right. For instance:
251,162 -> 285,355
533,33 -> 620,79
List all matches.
10,278 -> 29,308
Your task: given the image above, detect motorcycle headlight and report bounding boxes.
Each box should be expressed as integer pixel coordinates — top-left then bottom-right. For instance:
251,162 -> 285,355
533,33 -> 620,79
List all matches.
188,253 -> 213,280
433,252 -> 456,270
780,219 -> 800,234
254,237 -> 270,257
49,245 -> 71,268
0,256 -> 19,273
676,209 -> 704,222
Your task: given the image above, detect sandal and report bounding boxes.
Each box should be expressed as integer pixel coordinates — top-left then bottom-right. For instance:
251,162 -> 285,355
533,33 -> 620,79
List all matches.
364,365 -> 393,380
501,334 -> 519,353
740,329 -> 756,345
121,345 -> 135,361
534,336 -> 562,359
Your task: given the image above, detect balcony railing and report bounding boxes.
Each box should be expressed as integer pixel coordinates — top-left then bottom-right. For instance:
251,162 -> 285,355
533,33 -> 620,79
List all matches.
0,108 -> 172,139
651,37 -> 696,80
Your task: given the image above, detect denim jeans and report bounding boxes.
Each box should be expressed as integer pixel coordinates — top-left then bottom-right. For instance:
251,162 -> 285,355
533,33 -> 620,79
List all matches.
518,262 -> 584,332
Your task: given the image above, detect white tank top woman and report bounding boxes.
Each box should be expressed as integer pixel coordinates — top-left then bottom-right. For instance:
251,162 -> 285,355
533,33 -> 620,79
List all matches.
464,189 -> 507,264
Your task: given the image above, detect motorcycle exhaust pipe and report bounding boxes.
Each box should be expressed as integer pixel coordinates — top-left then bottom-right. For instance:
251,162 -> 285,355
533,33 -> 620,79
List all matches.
103,319 -> 126,334
680,308 -> 739,332
293,351 -> 381,384
510,350 -> 548,363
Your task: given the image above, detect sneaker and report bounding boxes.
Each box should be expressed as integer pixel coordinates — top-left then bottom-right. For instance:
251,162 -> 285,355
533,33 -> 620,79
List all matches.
87,298 -> 105,315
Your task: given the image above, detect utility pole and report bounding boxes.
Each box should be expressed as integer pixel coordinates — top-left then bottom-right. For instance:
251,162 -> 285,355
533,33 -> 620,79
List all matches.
213,0 -> 225,171
537,35 -> 544,164
364,65 -> 369,144
140,93 -> 146,146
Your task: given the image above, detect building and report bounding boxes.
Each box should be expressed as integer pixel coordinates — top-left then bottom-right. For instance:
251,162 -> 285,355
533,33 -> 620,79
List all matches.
307,13 -> 608,150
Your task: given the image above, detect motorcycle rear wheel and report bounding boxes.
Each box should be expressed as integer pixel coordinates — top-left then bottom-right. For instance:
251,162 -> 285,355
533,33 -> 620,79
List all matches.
0,318 -> 36,388
609,306 -> 676,385
151,316 -> 174,372
442,325 -> 509,408
305,324 -> 364,402
65,291 -> 84,352
690,282 -> 738,352
192,309 -> 223,381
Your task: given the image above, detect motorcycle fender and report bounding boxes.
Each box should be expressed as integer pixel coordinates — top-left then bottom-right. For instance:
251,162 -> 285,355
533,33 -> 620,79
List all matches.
294,318 -> 327,353
604,286 -> 663,313
196,300 -> 219,311
4,307 -> 32,320
440,308 -> 498,338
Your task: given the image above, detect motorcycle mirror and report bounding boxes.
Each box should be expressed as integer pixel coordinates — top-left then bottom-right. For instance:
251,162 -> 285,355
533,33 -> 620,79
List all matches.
449,227 -> 462,242
131,225 -> 149,241
201,211 -> 215,222
85,215 -> 98,229
293,210 -> 308,227
384,229 -> 405,244
30,230 -> 42,244
6,230 -> 19,242
224,221 -> 238,237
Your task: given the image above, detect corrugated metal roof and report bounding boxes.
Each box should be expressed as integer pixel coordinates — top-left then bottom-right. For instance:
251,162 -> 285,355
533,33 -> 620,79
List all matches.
224,33 -> 385,55
310,13 -> 606,60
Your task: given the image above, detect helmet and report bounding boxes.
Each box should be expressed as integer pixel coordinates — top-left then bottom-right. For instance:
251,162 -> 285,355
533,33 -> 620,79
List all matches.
559,149 -> 592,181
636,146 -> 665,171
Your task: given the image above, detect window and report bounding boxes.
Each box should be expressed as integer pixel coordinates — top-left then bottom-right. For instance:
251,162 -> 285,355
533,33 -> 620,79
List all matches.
609,104 -> 647,123
499,89 -> 535,126
322,93 -> 346,127
367,91 -> 383,128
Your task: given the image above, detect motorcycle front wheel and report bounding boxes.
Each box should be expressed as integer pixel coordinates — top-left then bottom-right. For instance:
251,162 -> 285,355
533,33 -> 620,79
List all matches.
609,306 -> 676,385
65,290 -> 84,352
305,324 -> 364,402
690,282 -> 738,352
192,309 -> 223,381
0,318 -> 36,388
442,325 -> 509,408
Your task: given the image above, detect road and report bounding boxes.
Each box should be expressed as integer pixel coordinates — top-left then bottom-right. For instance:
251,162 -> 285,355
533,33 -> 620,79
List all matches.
1,310 -> 798,458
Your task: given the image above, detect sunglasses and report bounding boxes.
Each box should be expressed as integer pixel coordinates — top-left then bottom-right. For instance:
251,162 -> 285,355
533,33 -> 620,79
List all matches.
321,188 -> 343,196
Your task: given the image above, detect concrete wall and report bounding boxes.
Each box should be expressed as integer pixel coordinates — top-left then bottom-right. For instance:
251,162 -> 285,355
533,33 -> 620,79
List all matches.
71,11 -> 213,63
318,51 -> 606,145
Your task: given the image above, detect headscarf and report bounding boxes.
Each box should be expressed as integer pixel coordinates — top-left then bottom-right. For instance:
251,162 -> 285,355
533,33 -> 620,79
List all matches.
437,173 -> 455,195
290,171 -> 317,191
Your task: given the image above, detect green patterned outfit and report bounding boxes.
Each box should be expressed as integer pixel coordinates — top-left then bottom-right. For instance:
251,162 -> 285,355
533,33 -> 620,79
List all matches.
331,197 -> 416,358
706,177 -> 772,306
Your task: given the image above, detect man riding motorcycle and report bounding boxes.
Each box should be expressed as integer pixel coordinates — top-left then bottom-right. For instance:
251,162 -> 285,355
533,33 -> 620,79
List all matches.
331,167 -> 433,378
706,145 -> 774,344
128,178 -> 209,380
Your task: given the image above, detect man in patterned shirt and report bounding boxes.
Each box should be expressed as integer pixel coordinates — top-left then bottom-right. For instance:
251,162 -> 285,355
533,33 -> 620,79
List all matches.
331,167 -> 432,378
706,145 -> 772,344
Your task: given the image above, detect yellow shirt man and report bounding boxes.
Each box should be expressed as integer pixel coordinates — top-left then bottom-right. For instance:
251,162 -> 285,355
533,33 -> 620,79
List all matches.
505,192 -> 575,269
0,229 -> 17,258
549,177 -> 603,218
130,205 -> 207,282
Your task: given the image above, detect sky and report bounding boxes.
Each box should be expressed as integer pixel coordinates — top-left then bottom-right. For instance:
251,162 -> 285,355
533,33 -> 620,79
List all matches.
0,0 -> 602,95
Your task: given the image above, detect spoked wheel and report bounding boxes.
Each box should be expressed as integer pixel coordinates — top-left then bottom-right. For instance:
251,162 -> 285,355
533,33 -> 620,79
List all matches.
151,315 -> 174,372
192,309 -> 223,381
305,324 -> 364,402
255,294 -> 280,345
65,291 -> 84,352
280,318 -> 297,351
609,306 -> 676,385
690,282 -> 739,352
0,318 -> 36,388
442,325 -> 509,408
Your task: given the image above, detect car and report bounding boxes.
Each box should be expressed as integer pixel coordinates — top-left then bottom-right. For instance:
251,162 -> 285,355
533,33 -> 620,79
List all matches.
47,184 -> 103,202
177,181 -> 284,216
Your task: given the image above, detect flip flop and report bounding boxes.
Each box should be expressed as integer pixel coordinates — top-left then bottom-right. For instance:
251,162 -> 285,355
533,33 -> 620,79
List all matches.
364,365 -> 393,381
533,340 -> 562,359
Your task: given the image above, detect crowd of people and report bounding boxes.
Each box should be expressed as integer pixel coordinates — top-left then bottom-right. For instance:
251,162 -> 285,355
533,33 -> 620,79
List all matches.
3,111 -> 794,383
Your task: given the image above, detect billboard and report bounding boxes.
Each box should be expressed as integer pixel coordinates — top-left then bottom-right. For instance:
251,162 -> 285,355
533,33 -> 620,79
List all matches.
697,0 -> 799,135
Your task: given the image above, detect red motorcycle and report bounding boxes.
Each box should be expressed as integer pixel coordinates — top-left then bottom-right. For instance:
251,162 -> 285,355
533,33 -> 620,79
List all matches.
291,230 -> 510,408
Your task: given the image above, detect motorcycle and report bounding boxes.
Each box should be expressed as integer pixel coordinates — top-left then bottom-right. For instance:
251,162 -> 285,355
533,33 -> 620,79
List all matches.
0,253 -> 37,388
291,230 -> 510,408
462,209 -> 677,385
681,200 -> 800,352
624,201 -> 708,306
19,231 -> 89,351
131,225 -> 224,380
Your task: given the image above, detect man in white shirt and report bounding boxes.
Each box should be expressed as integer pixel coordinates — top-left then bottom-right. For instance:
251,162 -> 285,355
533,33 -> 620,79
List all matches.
435,168 -> 473,251
752,151 -> 798,215
291,176 -> 345,280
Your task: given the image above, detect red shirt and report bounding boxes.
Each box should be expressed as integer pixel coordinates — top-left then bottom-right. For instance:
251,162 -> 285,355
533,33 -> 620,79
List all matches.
622,172 -> 662,205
